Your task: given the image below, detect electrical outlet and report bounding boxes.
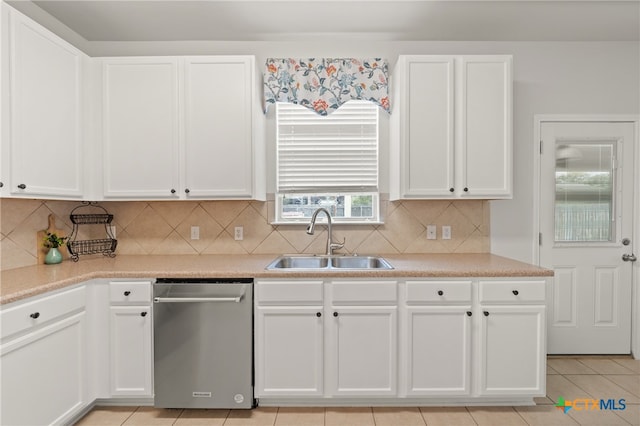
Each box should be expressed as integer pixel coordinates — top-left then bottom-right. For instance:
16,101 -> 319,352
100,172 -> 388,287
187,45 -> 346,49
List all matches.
234,226 -> 244,241
442,225 -> 452,240
108,225 -> 116,238
426,225 -> 436,240
190,226 -> 200,240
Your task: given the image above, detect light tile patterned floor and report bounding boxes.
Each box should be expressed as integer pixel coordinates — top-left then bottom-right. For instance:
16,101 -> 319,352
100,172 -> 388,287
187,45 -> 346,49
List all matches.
76,357 -> 639,426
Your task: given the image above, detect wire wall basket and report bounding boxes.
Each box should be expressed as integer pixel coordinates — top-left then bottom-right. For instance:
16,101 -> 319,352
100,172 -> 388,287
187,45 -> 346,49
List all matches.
67,202 -> 117,261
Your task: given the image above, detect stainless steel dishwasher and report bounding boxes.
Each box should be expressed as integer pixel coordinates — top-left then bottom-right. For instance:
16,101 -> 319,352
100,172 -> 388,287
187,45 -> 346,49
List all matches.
153,278 -> 254,409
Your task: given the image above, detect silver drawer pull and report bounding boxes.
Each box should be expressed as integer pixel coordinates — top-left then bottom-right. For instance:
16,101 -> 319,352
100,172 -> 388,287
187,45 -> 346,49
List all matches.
154,295 -> 243,303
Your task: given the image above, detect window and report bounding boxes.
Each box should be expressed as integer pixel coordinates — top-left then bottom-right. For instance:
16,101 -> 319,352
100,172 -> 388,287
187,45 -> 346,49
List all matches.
275,100 -> 380,223
554,142 -> 615,242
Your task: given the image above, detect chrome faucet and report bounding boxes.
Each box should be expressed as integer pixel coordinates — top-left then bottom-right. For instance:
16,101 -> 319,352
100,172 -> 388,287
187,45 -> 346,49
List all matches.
306,208 -> 345,256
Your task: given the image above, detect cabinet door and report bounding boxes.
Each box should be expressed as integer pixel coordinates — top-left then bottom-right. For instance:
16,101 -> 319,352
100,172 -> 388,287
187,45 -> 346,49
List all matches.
255,306 -> 323,397
102,58 -> 180,199
110,305 -> 152,396
1,312 -> 86,425
478,305 -> 546,396
400,56 -> 455,198
8,9 -> 84,198
460,56 -> 512,198
405,306 -> 471,396
183,57 -> 254,198
328,306 -> 397,396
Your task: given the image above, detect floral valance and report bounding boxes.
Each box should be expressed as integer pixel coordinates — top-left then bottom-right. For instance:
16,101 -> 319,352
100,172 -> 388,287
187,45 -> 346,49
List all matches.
263,58 -> 390,116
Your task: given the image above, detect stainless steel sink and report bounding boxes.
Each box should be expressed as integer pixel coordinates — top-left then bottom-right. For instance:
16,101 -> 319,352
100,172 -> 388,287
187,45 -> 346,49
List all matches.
266,255 -> 393,270
267,256 -> 329,269
330,256 -> 393,269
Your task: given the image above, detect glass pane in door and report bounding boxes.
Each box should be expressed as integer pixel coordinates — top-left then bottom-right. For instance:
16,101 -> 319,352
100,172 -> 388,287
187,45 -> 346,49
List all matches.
555,142 -> 615,242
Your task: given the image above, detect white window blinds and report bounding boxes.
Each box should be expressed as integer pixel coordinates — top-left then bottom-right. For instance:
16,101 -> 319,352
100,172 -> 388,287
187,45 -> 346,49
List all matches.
276,100 -> 379,193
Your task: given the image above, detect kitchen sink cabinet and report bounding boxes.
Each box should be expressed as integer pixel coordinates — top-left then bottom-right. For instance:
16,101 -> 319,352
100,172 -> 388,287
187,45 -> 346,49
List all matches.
255,306 -> 324,397
2,6 -> 88,200
327,280 -> 398,396
255,279 -> 399,398
390,55 -> 512,200
477,280 -> 547,397
0,285 -> 87,426
255,280 -> 324,397
327,306 -> 397,396
100,55 -> 263,200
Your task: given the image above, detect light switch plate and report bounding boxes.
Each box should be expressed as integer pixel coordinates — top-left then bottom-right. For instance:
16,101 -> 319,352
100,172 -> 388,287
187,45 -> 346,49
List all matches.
426,225 -> 437,240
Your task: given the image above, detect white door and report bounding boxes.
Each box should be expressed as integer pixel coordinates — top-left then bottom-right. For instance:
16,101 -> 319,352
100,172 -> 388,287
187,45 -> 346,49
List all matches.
539,121 -> 636,354
405,306 -> 471,396
102,58 -> 180,199
255,307 -> 324,397
110,306 -> 152,396
478,305 -> 546,396
328,306 -> 397,396
1,313 -> 85,425
183,57 -> 254,198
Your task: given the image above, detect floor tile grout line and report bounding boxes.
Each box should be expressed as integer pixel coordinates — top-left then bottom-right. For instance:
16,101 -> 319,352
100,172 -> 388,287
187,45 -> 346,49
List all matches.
565,371 -> 640,403
578,357 -> 637,375
603,374 -> 640,398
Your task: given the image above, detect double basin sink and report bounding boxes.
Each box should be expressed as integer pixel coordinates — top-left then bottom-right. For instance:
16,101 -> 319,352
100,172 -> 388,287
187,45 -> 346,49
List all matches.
267,255 -> 393,270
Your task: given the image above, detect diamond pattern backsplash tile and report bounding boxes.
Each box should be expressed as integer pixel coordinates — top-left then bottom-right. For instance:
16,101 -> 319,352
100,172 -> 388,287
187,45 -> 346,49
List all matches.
0,197 -> 490,271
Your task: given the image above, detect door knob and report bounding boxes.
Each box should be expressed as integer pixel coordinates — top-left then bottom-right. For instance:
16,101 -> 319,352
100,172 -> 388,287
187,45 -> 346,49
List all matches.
622,253 -> 637,262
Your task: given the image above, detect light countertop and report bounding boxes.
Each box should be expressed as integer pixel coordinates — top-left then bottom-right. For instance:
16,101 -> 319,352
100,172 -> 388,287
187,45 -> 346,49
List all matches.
0,253 -> 553,305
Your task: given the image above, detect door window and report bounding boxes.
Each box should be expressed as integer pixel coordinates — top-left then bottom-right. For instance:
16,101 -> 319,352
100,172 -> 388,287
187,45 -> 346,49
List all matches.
555,142 -> 616,243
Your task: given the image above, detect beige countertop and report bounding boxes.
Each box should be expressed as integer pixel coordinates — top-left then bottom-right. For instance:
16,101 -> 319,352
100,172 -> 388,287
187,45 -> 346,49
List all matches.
0,253 -> 553,305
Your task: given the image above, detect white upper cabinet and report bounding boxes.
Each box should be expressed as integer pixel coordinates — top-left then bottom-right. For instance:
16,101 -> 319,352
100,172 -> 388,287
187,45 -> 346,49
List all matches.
3,6 -> 87,199
390,55 -> 512,200
183,57 -> 255,198
102,57 -> 181,199
100,55 -> 263,200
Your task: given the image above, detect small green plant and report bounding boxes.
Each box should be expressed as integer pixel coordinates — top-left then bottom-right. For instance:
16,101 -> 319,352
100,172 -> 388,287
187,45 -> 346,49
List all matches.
43,232 -> 68,249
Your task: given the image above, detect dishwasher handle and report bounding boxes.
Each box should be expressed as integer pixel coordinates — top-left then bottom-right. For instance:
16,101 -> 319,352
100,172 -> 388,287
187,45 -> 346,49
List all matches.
154,295 -> 243,303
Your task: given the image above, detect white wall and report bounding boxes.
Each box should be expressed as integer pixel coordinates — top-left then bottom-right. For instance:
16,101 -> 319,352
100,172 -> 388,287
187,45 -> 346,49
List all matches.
12,8 -> 639,264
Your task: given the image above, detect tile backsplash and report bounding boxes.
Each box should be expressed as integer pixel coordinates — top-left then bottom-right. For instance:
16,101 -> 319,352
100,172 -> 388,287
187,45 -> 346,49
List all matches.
0,197 -> 489,271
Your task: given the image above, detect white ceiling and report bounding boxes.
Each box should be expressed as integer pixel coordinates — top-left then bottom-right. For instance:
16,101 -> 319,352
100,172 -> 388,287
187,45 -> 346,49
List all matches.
10,0 -> 640,42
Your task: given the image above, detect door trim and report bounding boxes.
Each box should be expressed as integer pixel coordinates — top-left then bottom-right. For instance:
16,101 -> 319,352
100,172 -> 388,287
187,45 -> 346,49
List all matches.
533,114 -> 640,359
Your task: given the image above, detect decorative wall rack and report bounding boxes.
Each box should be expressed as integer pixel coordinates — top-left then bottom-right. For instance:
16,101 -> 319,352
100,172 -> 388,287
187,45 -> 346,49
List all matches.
67,202 -> 117,261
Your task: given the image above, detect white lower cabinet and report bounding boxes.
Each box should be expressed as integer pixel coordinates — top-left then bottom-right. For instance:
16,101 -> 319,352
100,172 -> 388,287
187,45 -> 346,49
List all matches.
256,306 -> 323,396
255,279 -> 399,399
328,306 -> 397,396
478,305 -> 545,396
107,280 -> 153,397
110,305 -> 153,396
0,286 -> 87,426
256,277 -> 547,405
405,306 -> 472,395
404,280 -> 473,396
477,280 -> 547,397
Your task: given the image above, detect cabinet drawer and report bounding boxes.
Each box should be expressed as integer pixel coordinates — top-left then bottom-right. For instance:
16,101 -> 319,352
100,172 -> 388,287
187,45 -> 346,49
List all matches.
479,280 -> 546,303
1,286 -> 85,339
330,281 -> 397,304
257,281 -> 323,304
406,280 -> 472,303
109,281 -> 151,303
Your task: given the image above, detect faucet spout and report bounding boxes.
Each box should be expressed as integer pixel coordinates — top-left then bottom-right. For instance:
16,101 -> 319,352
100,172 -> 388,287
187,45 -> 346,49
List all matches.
306,208 -> 345,256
